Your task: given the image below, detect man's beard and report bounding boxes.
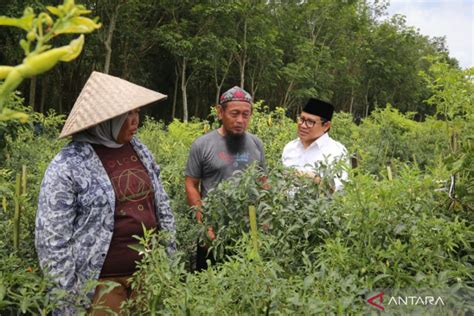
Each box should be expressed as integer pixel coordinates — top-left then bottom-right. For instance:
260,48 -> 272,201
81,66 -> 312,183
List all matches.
225,132 -> 246,154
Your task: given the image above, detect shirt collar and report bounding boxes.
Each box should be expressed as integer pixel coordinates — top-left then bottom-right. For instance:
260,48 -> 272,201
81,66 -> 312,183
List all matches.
302,132 -> 330,150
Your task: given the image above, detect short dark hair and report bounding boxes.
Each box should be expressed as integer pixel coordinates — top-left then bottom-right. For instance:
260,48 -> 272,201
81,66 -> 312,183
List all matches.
321,118 -> 330,132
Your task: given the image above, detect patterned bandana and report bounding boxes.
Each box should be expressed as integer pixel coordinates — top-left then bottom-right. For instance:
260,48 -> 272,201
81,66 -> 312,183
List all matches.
219,86 -> 252,105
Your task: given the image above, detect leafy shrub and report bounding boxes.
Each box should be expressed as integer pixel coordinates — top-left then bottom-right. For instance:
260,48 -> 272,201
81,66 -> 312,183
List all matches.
124,158 -> 472,313
351,106 -> 451,175
0,89 -> 472,313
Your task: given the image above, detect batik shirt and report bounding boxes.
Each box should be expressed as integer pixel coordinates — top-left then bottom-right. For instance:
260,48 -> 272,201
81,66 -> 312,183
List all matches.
35,137 -> 175,314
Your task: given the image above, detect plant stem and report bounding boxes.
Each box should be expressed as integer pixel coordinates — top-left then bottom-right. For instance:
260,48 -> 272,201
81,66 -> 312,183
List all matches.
248,205 -> 260,260
12,165 -> 26,251
387,166 -> 393,181
13,172 -> 21,251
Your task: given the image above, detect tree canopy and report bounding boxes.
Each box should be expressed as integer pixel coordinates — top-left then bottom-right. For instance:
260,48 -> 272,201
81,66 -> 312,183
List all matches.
0,0 -> 463,121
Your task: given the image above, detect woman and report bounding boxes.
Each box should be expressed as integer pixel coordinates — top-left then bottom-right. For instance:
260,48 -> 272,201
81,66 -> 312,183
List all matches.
35,71 -> 176,315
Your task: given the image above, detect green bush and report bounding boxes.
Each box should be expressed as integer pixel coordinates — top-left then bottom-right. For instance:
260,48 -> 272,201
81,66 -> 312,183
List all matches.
0,91 -> 472,313
125,162 -> 472,313
350,106 -> 451,175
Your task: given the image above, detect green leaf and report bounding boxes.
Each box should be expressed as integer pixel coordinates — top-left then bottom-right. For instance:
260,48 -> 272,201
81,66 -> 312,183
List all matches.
303,275 -> 314,290
371,273 -> 391,286
0,108 -> 29,123
54,17 -> 101,35
46,6 -> 62,17
0,280 -> 5,301
128,243 -> 145,254
0,66 -> 13,80
0,16 -> 33,31
58,35 -> 85,62
0,8 -> 35,31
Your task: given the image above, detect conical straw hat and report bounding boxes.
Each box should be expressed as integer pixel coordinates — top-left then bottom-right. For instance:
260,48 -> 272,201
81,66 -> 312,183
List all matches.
59,71 -> 167,138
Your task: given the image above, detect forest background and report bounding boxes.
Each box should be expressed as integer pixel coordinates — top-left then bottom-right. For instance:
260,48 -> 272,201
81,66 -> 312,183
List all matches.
1,0 -> 464,122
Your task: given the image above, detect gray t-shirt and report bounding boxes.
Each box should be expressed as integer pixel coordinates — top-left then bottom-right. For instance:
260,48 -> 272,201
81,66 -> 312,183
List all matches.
185,130 -> 266,198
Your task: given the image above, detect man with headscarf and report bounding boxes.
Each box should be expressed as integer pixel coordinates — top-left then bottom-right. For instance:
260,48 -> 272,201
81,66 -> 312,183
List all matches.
35,72 -> 176,315
282,98 -> 349,191
185,86 -> 266,270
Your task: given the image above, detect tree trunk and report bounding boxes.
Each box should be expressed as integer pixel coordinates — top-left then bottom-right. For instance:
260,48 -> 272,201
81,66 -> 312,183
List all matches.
250,77 -> 258,99
239,19 -> 247,88
215,85 -> 221,106
364,80 -> 371,118
29,77 -> 36,110
349,87 -> 354,115
172,66 -> 178,120
250,64 -> 263,98
214,53 -> 233,105
194,96 -> 199,118
214,66 -> 225,106
364,94 -> 370,118
122,39 -> 130,78
58,71 -> 63,114
181,57 -> 188,123
293,104 -> 301,119
250,68 -> 256,97
282,80 -> 294,108
104,4 -> 119,74
40,76 -> 47,113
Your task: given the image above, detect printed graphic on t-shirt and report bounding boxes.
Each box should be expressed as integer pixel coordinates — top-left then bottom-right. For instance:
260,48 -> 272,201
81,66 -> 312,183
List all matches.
218,151 -> 251,167
111,168 -> 153,203
93,144 -> 155,217
108,157 -> 153,215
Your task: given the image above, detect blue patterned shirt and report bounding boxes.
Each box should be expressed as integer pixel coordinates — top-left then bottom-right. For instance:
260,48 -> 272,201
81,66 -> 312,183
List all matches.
35,137 -> 176,313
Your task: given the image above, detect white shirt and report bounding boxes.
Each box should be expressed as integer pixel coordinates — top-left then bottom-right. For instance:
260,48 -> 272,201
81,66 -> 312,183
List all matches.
281,133 -> 349,190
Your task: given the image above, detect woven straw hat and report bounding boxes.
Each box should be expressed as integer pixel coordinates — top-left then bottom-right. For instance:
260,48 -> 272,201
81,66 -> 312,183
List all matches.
59,71 -> 167,138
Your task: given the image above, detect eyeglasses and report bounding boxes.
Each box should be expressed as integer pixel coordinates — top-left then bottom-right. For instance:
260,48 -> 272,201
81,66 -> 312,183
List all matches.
297,117 -> 325,128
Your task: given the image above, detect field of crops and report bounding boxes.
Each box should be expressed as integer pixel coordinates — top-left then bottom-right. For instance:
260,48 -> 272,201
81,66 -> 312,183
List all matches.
0,0 -> 473,314
0,82 -> 473,314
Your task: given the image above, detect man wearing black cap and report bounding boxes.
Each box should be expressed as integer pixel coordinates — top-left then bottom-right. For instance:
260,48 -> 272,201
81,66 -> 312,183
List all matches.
282,98 -> 348,191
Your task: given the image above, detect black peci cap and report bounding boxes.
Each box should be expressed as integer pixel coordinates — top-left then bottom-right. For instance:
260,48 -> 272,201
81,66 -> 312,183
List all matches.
302,98 -> 334,121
